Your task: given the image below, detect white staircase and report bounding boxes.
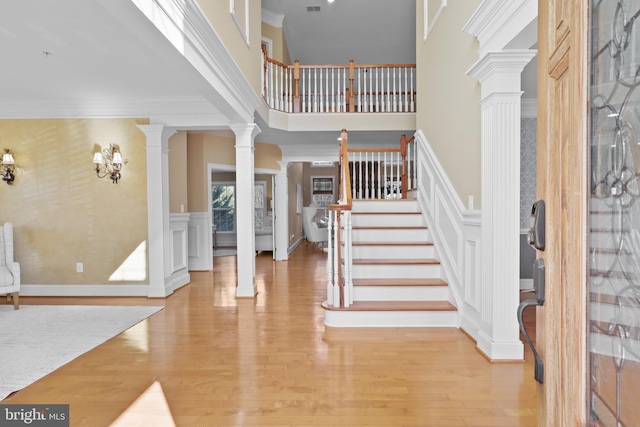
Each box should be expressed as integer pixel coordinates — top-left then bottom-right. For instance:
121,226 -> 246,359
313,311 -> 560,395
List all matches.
322,198 -> 458,327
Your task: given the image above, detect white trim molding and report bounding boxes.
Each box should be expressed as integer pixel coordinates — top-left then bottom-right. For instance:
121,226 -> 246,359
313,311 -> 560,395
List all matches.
424,0 -> 447,41
230,0 -> 250,46
262,9 -> 284,28
462,0 -> 537,58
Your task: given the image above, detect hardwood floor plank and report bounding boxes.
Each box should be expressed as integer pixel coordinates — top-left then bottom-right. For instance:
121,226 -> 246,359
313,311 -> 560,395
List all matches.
4,246 -> 537,426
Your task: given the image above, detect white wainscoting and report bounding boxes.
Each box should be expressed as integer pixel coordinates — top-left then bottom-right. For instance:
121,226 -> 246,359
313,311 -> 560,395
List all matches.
169,213 -> 191,292
414,130 -> 482,337
188,212 -> 212,271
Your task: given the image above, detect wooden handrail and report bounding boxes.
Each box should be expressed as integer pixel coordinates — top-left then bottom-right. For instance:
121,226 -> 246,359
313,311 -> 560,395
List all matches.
263,55 -> 417,114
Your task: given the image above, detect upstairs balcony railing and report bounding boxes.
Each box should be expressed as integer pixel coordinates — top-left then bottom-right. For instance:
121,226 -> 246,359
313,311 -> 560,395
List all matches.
262,50 -> 416,113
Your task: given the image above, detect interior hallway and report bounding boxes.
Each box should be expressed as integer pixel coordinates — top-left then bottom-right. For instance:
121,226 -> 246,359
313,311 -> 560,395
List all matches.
5,245 -> 537,426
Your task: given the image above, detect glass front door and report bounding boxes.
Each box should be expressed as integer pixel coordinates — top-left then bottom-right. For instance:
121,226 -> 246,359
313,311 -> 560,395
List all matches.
589,1 -> 640,424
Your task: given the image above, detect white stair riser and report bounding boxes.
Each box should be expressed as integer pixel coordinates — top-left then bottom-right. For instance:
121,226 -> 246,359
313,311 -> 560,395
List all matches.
352,200 -> 419,213
353,285 -> 449,301
352,214 -> 424,227
324,310 -> 458,327
351,228 -> 429,242
352,263 -> 441,279
350,245 -> 435,259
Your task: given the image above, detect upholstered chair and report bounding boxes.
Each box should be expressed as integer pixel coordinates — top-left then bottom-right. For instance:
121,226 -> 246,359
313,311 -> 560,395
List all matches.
302,206 -> 329,247
0,223 -> 21,309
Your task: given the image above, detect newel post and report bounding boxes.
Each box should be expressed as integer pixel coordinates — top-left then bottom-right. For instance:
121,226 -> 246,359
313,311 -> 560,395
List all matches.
348,60 -> 355,112
293,60 -> 301,113
400,134 -> 409,198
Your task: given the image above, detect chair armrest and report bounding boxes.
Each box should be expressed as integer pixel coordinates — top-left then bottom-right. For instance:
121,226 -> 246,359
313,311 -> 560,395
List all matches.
7,262 -> 20,287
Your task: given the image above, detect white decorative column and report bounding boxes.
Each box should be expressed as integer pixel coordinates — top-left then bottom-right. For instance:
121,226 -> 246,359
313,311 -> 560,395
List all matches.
274,161 -> 289,261
467,50 -> 536,360
138,124 -> 176,298
230,124 -> 261,297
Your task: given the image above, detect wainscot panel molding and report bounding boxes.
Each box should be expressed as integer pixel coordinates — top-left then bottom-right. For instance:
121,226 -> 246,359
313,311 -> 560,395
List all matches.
169,213 -> 191,291
188,212 -> 212,271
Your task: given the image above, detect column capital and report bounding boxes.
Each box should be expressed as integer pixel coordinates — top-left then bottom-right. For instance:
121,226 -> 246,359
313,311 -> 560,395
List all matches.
277,160 -> 289,173
229,123 -> 261,142
137,124 -> 177,145
467,50 -> 536,99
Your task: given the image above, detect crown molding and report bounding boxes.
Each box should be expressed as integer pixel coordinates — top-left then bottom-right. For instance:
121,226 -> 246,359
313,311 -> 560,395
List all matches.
262,9 -> 284,28
521,98 -> 537,118
463,0 -> 537,57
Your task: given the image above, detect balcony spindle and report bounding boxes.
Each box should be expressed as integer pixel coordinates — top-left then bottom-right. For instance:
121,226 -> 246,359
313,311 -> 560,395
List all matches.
410,68 -> 415,112
327,210 -> 335,306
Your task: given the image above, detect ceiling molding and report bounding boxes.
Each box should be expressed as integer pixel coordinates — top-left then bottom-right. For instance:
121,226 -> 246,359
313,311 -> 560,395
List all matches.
261,9 -> 285,28
463,0 -> 537,57
521,99 -> 537,118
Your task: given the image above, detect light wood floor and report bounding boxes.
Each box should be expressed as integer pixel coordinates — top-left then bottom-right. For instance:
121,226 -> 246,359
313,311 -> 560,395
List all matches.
5,245 -> 537,426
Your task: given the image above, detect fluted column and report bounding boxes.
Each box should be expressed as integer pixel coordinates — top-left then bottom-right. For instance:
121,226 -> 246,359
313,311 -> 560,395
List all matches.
230,124 -> 261,297
467,50 -> 536,359
137,124 -> 176,298
274,161 -> 289,261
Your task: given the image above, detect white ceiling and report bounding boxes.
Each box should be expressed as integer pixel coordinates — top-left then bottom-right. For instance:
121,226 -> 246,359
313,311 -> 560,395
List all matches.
0,0 -> 222,119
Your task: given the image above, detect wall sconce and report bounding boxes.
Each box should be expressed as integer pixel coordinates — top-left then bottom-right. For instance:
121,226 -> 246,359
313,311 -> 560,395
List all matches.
1,149 -> 16,185
93,144 -> 127,184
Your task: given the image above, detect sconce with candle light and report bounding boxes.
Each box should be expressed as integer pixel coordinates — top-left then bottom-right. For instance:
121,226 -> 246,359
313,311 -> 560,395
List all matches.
1,149 -> 16,185
93,144 -> 127,184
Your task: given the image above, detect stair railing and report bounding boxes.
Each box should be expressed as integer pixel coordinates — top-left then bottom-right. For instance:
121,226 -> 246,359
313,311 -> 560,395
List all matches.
262,48 -> 416,114
327,129 -> 353,308
347,134 -> 417,200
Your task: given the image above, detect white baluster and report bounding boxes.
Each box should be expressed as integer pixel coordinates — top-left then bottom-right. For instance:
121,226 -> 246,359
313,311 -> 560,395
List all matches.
307,68 -> 312,113
410,68 -> 415,112
331,68 -> 335,112
319,68 -> 324,112
376,67 -> 379,112
289,68 -> 293,112
327,210 -> 334,306
377,152 -> 381,199
343,210 -> 352,307
364,152 -> 369,199
404,67 -> 408,112
386,67 -> 390,112
313,68 -> 318,112
393,67 -> 397,112
332,213 -> 340,307
369,67 -> 373,112
396,151 -> 401,198
268,63 -> 274,108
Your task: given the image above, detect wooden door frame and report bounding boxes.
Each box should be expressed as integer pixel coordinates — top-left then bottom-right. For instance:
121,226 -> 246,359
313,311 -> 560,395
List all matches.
537,0 -> 589,424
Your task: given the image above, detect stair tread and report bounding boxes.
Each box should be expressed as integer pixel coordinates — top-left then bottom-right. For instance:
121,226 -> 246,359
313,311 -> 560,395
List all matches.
353,278 -> 447,286
322,300 -> 456,312
352,258 -> 440,265
349,241 -> 434,246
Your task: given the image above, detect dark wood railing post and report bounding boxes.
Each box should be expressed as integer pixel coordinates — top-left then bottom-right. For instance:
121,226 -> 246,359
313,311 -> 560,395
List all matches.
293,60 -> 301,113
348,60 -> 355,112
400,134 -> 408,198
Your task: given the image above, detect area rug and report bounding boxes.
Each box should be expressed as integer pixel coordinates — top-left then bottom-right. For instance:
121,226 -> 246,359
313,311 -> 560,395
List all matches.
0,304 -> 163,400
213,249 -> 237,257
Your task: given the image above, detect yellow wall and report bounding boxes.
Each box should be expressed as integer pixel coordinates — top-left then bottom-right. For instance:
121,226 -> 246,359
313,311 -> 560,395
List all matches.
169,131 -> 188,213
197,0 -> 263,98
187,132 -> 282,212
0,118 -> 150,285
416,0 -> 483,207
261,22 -> 291,64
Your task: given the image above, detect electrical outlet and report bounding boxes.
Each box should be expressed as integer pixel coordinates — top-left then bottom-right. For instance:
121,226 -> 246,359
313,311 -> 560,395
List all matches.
76,262 -> 83,273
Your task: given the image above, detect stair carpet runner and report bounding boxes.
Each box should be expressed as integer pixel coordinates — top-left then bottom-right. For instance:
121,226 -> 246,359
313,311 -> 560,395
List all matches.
322,198 -> 458,327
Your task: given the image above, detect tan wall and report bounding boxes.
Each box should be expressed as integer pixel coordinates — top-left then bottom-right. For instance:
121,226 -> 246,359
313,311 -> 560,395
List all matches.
288,162 -> 304,245
261,22 -> 290,64
416,0 -> 483,208
0,118 -> 149,285
197,0 -> 263,98
187,132 -> 281,212
169,131 -> 188,213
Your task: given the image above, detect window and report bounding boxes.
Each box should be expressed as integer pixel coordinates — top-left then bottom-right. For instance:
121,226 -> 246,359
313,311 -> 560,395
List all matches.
212,183 -> 235,232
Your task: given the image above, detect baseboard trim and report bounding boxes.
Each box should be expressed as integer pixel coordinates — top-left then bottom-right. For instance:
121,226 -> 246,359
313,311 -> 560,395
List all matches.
21,284 -> 150,297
